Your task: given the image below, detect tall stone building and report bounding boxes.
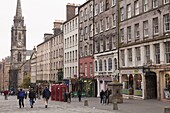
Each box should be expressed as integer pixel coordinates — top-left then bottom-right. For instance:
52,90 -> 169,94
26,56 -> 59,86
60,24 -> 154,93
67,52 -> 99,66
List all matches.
9,0 -> 26,91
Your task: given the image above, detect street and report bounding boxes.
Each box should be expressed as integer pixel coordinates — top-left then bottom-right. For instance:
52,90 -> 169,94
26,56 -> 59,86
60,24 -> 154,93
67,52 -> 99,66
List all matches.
0,95 -> 170,113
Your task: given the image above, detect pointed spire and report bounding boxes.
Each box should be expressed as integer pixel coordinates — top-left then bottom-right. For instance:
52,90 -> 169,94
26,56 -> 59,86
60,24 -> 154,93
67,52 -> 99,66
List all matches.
16,0 -> 22,17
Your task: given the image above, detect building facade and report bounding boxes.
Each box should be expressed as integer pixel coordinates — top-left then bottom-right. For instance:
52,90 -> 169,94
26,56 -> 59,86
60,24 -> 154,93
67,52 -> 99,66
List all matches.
78,0 -> 96,97
119,0 -> 170,100
63,15 -> 79,92
93,0 -> 119,97
36,21 -> 63,84
9,0 -> 27,91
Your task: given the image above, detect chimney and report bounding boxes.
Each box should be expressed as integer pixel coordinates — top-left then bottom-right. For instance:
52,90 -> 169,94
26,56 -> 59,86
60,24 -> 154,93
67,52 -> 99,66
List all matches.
66,3 -> 77,20
53,20 -> 64,36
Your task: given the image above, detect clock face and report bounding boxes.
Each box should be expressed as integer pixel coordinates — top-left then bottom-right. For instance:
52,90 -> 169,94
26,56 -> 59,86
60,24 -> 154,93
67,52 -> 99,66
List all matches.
18,41 -> 22,46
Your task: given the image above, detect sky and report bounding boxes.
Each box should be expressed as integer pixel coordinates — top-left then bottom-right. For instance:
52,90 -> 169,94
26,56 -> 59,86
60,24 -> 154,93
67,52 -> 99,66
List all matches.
0,0 -> 86,61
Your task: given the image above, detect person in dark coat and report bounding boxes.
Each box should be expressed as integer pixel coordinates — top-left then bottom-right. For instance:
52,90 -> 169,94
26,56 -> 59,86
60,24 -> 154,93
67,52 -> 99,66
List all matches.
100,90 -> 104,104
4,90 -> 8,100
17,89 -> 25,108
42,87 -> 51,108
29,88 -> 36,108
77,88 -> 82,102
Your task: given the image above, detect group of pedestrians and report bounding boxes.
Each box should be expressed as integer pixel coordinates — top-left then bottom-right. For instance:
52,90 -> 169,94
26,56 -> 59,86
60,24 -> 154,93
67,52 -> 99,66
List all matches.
100,88 -> 112,105
17,86 -> 51,109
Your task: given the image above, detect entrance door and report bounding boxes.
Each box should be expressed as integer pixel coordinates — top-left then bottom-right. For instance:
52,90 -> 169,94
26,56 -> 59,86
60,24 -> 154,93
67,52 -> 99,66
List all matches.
145,72 -> 157,99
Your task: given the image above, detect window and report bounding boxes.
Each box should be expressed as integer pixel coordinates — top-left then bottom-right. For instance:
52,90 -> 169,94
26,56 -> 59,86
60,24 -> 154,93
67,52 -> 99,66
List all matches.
114,58 -> 118,70
85,63 -> 87,76
95,61 -> 98,72
164,0 -> 169,4
136,47 -> 141,61
84,8 -> 87,20
95,22 -> 98,34
75,50 -> 77,61
17,52 -> 22,62
100,19 -> 104,32
143,0 -> 148,12
89,44 -> 93,55
75,34 -> 77,45
100,40 -> 103,52
165,42 -> 170,63
72,51 -> 74,62
121,50 -> 125,66
95,4 -> 98,15
75,18 -> 78,28
153,0 -> 158,8
80,47 -> 83,57
112,0 -> 116,6
106,38 -> 110,50
127,26 -> 131,41
90,62 -> 93,76
135,0 -> 139,15
145,45 -> 150,63
112,36 -> 116,49
143,21 -> 148,37
120,7 -> 124,21
112,14 -> 116,27
104,60 -> 107,71
89,24 -> 93,37
100,0 -> 104,13
108,58 -> 112,71
106,16 -> 109,29
99,60 -> 103,71
164,14 -> 170,32
120,28 -> 124,42
89,4 -> 93,18
127,4 -> 131,18
153,17 -> 159,34
155,44 -> 160,64
84,46 -> 87,56
106,0 -> 109,10
128,49 -> 132,62
135,23 -> 140,40
95,41 -> 98,53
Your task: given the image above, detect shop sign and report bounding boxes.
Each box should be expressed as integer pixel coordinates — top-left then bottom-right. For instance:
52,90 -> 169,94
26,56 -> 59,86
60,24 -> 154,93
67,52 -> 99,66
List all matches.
142,67 -> 150,73
134,69 -> 139,74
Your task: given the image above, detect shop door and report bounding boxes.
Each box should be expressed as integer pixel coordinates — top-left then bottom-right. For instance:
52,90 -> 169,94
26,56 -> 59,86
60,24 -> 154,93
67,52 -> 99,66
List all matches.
145,72 -> 157,99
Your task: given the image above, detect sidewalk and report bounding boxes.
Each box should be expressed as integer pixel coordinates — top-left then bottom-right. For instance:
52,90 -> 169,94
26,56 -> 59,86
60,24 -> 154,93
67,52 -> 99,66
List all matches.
66,97 -> 170,113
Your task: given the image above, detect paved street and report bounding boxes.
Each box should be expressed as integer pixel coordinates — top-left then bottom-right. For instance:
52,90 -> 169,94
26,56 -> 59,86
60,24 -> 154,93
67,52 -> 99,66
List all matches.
0,95 -> 170,113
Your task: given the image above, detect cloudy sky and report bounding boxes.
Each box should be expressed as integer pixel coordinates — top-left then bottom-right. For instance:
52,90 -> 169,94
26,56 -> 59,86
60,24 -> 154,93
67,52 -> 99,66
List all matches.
0,0 -> 85,60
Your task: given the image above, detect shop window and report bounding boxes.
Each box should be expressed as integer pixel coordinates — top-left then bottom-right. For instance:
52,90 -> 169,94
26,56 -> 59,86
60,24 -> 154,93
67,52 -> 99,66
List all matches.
135,75 -> 142,90
165,74 -> 170,90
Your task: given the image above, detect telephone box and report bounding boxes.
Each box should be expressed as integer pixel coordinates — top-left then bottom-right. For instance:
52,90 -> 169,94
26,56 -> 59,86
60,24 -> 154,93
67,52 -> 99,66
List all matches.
51,84 -> 56,101
55,84 -> 67,101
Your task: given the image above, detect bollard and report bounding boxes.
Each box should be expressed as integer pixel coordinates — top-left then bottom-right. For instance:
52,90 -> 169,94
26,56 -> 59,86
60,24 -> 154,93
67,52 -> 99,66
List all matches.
84,100 -> 88,106
164,107 -> 170,113
113,99 -> 118,110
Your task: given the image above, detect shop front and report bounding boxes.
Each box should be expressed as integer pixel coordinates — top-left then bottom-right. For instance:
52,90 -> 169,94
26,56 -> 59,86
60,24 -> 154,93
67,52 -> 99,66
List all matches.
120,69 -> 144,99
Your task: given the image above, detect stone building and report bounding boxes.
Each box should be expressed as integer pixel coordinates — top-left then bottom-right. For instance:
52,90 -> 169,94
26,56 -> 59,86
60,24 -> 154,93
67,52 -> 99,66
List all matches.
36,21 -> 63,84
78,0 -> 96,97
93,0 -> 118,97
0,57 -> 10,91
63,3 -> 79,92
118,0 -> 170,100
9,0 -> 27,91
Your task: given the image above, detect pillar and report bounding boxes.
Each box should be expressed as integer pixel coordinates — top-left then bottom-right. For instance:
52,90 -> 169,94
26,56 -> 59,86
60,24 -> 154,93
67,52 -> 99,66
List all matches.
150,44 -> 154,64
97,78 -> 100,97
160,42 -> 165,64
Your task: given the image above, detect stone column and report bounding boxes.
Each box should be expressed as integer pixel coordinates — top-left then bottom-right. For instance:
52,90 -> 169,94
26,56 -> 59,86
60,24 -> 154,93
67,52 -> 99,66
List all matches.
140,46 -> 145,66
132,47 -> 136,67
142,73 -> 146,99
133,74 -> 136,95
125,49 -> 128,67
97,78 -> 100,97
150,44 -> 154,64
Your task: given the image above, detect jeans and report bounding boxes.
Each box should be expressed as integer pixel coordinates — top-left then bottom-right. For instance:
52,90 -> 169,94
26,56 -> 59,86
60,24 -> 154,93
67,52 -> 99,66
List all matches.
29,99 -> 34,107
19,98 -> 24,108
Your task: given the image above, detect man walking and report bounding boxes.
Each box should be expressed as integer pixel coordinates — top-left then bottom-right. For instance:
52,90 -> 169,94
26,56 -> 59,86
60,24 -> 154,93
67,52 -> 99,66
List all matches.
17,89 -> 25,108
42,87 -> 51,108
29,88 -> 36,108
77,88 -> 82,102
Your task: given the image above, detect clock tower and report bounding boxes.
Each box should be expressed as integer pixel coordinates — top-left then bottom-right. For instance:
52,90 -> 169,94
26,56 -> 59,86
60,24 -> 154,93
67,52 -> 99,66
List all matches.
9,0 -> 26,91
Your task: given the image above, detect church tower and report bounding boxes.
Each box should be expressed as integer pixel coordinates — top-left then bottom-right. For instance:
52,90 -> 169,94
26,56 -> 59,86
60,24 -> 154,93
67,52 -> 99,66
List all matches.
9,0 -> 26,91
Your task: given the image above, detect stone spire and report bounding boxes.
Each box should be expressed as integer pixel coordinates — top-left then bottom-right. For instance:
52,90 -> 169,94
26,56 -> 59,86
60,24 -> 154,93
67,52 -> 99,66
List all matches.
15,0 -> 22,17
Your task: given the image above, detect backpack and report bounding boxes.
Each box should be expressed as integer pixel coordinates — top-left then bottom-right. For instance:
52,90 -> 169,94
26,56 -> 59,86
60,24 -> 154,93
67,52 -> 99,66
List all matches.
19,91 -> 25,98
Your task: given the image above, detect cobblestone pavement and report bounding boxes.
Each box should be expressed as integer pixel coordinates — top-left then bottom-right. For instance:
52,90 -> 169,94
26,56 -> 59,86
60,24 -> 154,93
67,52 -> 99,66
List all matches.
0,95 -> 170,113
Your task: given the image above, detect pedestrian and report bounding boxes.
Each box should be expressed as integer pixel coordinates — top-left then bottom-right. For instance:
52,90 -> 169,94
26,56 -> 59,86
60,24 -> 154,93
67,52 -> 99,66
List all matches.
17,89 -> 25,108
42,87 -> 51,108
29,88 -> 36,108
4,90 -> 8,100
77,88 -> 82,102
105,88 -> 109,104
25,90 -> 28,99
100,90 -> 104,104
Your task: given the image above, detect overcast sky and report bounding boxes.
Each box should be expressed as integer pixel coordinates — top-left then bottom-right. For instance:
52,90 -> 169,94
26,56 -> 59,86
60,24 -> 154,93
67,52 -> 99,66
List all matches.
0,0 -> 85,60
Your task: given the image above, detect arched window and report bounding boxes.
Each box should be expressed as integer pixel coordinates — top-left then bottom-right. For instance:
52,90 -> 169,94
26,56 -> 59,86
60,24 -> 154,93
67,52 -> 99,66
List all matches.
104,60 -> 107,71
114,58 -> 117,70
108,58 -> 112,71
17,52 -> 22,62
95,61 -> 98,72
99,59 -> 102,71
